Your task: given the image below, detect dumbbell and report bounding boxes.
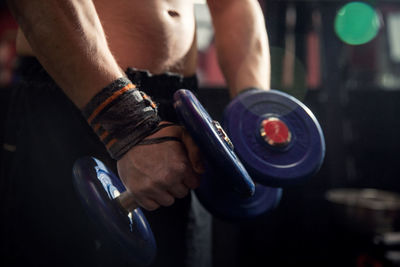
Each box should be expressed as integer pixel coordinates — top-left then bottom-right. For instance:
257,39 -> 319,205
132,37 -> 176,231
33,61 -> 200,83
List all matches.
173,89 -> 283,220
183,88 -> 325,220
72,88 -> 325,265
72,89 -> 258,265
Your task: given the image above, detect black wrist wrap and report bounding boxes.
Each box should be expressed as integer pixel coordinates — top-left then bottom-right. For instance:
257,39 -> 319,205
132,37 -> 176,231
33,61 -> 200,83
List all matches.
82,77 -> 161,160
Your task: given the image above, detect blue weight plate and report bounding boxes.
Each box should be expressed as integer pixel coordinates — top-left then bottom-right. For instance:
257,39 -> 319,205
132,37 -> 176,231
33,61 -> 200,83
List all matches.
173,89 -> 255,197
195,164 -> 282,220
72,157 -> 156,266
223,89 -> 325,186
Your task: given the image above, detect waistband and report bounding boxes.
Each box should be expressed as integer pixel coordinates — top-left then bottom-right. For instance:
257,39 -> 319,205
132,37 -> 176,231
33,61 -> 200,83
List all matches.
13,57 -> 199,95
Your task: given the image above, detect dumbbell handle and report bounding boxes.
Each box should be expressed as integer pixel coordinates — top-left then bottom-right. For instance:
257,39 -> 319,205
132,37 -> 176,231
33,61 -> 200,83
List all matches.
115,191 -> 139,213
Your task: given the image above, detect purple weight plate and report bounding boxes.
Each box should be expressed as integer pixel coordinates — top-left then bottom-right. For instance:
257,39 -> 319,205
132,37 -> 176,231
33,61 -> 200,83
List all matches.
223,89 -> 326,186
173,89 -> 255,197
72,157 -> 156,266
195,164 -> 283,220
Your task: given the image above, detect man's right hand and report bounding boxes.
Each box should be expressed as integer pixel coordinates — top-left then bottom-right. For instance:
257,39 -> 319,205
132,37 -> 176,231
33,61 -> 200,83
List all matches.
116,122 -> 204,211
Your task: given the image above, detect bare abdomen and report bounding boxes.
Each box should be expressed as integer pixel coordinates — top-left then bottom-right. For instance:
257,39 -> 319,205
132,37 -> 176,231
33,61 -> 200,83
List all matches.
17,0 -> 197,76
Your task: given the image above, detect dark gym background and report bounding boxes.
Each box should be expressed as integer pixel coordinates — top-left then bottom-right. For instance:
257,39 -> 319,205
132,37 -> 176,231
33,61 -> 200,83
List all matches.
2,0 -> 400,266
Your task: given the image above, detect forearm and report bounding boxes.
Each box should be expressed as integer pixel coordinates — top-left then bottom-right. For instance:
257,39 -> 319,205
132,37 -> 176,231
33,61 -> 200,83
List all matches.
7,0 -> 124,108
208,0 -> 271,97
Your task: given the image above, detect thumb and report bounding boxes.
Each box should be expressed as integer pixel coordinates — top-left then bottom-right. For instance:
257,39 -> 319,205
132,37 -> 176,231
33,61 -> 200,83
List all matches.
181,129 -> 205,174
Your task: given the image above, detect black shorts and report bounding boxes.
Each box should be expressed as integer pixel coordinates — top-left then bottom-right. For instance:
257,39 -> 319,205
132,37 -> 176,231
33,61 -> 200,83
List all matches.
0,57 -> 205,267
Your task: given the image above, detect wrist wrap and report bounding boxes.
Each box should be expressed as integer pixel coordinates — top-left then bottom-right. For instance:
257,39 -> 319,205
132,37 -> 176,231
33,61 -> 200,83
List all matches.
82,77 -> 161,160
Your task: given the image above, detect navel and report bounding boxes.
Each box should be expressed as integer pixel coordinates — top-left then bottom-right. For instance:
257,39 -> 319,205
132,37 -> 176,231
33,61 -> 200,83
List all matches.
168,10 -> 180,17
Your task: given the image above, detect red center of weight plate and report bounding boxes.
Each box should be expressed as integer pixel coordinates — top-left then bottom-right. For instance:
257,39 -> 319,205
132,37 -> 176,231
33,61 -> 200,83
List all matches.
260,117 -> 291,146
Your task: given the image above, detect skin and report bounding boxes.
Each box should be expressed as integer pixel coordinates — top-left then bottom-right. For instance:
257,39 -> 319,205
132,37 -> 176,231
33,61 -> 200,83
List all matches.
8,0 -> 271,211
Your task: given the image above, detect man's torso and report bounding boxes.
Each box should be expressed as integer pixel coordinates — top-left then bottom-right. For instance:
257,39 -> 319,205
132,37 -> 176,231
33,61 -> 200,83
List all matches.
16,0 -> 197,76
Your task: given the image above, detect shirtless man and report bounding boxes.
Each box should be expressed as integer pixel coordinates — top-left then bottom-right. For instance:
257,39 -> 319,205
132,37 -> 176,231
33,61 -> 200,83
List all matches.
3,0 -> 270,266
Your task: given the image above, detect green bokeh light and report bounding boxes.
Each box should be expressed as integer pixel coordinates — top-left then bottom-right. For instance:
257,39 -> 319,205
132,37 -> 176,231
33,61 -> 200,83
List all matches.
334,2 -> 380,45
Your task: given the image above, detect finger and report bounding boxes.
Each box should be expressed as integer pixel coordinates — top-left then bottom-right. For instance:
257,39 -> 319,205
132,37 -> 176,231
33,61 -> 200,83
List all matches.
149,190 -> 175,207
181,129 -> 205,174
132,182 -> 175,209
174,158 -> 201,190
168,183 -> 190,199
136,197 -> 160,211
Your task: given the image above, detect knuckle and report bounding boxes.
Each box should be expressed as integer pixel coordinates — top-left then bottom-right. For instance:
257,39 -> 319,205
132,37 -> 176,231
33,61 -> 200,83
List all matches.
153,177 -> 169,189
153,174 -> 177,190
163,175 -> 180,187
137,184 -> 153,195
171,161 -> 189,174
